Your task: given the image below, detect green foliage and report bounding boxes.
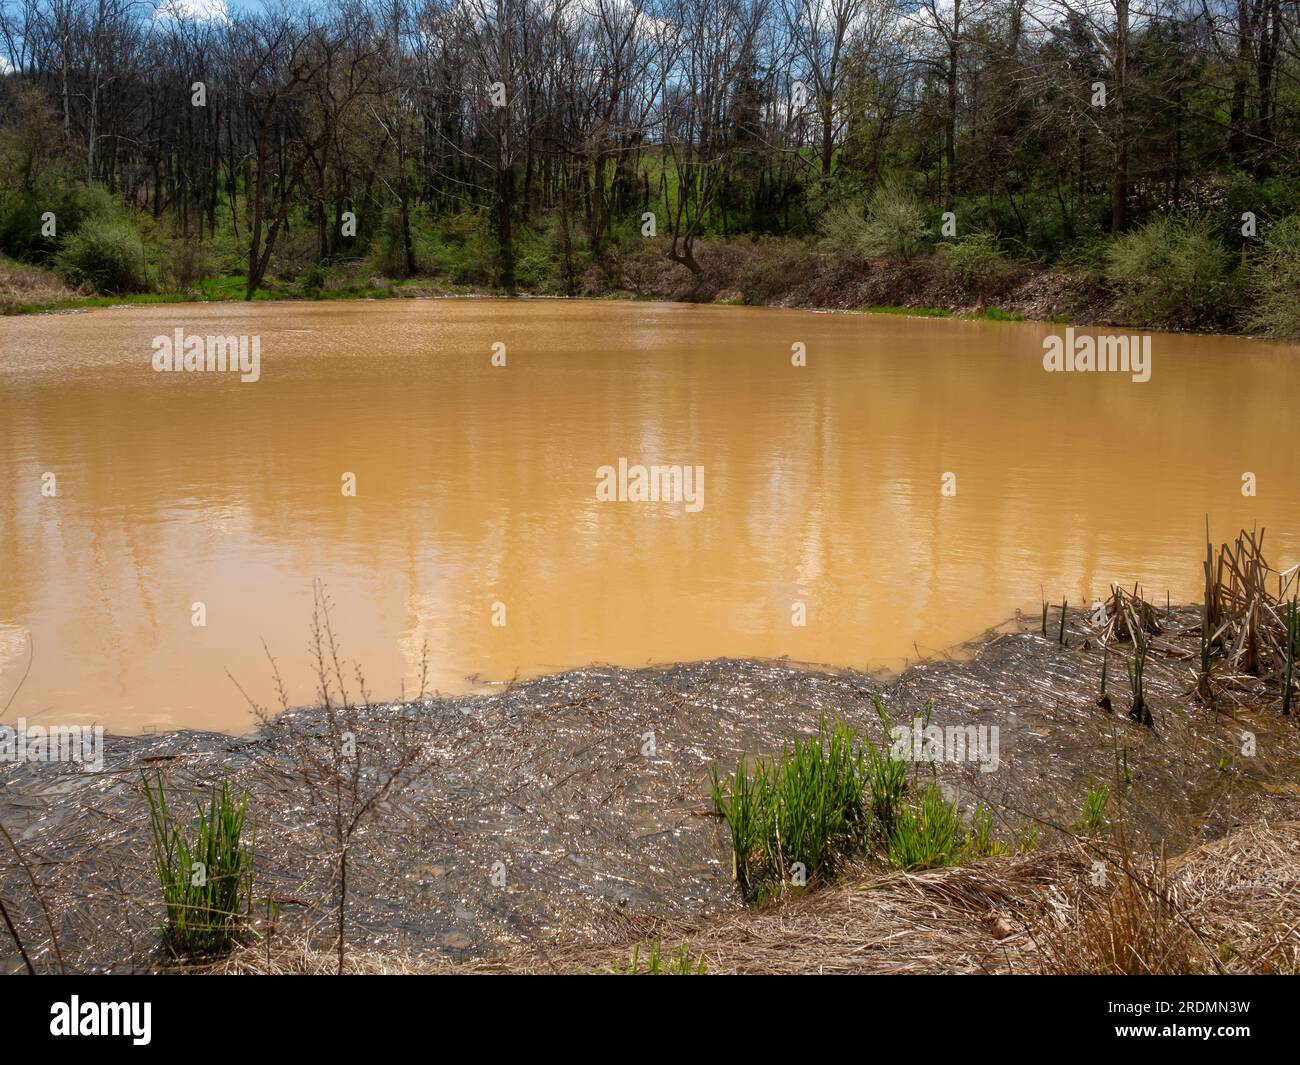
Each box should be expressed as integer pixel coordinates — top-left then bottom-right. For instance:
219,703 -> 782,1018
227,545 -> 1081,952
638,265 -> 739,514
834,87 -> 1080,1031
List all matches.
1248,214 -> 1300,338
963,802 -> 1009,860
886,783 -> 964,870
1076,783 -> 1110,837
406,209 -> 497,286
511,220 -> 562,291
368,202 -> 421,277
860,179 -> 929,261
1105,216 -> 1235,328
160,237 -> 212,292
819,179 -> 928,262
942,231 -> 1008,288
54,215 -> 148,293
144,774 -> 255,958
266,227 -> 318,283
861,305 -> 950,317
710,717 -> 871,900
1219,175 -> 1300,247
1015,821 -> 1040,854
965,307 -> 1024,321
817,196 -> 870,257
611,939 -> 707,974
0,192 -> 58,262
865,696 -> 908,833
711,706 -> 1011,900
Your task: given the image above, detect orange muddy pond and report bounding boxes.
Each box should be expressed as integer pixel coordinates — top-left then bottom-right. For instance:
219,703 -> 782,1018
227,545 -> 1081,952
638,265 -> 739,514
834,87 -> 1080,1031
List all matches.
2,299 -> 1297,732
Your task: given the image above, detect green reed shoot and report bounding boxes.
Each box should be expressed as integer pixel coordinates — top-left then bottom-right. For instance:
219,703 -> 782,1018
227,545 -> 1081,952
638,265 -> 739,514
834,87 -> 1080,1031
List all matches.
962,802 -> 1008,860
611,939 -> 707,974
886,783 -> 964,870
1076,783 -> 1110,837
1126,629 -> 1152,725
144,774 -> 255,958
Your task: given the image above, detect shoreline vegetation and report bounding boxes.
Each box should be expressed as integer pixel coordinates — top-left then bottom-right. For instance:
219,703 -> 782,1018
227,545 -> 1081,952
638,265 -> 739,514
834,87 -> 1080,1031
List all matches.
5,0 -> 1300,336
3,233 -> 1298,341
3,531 -> 1300,975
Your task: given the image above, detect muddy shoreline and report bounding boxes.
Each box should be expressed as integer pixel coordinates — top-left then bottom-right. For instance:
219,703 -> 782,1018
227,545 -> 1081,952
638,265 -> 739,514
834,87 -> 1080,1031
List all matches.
3,606 -> 1299,974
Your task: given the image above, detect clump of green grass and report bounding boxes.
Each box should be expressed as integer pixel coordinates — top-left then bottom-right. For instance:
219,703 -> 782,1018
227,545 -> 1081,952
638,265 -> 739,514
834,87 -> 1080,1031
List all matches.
964,802 -> 1010,860
711,716 -> 871,900
1014,821 -> 1040,853
864,726 -> 908,834
144,774 -> 255,958
861,304 -> 951,317
712,703 -> 1011,896
611,939 -> 706,974
964,307 -> 1023,321
1076,783 -> 1110,838
887,783 -> 964,870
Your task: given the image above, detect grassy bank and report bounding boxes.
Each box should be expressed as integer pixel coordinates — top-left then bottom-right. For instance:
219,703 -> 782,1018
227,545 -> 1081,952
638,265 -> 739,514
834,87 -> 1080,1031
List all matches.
4,195 -> 1300,339
0,240 -> 1206,333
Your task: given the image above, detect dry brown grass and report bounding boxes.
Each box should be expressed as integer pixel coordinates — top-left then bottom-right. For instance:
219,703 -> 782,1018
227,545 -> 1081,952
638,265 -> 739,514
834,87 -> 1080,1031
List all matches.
0,254 -> 77,313
1035,851 -> 1205,974
198,820 -> 1300,975
1034,821 -> 1300,975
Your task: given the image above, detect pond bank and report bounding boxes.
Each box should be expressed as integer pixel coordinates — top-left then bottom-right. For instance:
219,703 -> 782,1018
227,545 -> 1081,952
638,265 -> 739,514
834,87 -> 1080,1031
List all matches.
3,605 -> 1298,974
0,238 -> 1250,337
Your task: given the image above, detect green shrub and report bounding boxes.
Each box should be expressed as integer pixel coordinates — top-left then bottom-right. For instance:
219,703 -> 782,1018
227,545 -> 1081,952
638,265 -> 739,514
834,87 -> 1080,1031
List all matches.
54,216 -> 148,293
1054,235 -> 1111,271
0,192 -> 59,263
161,237 -> 211,291
819,179 -> 929,262
1105,216 -> 1234,328
860,179 -> 929,261
266,226 -> 318,282
368,202 -> 423,277
511,220 -> 561,291
0,183 -> 128,265
1249,214 -> 1300,338
68,183 -> 121,229
420,209 -> 495,285
817,196 -> 870,257
942,231 -> 1008,289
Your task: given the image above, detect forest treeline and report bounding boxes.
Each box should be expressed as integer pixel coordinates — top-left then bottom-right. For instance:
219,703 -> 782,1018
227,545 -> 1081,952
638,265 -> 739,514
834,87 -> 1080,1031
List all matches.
0,0 -> 1298,333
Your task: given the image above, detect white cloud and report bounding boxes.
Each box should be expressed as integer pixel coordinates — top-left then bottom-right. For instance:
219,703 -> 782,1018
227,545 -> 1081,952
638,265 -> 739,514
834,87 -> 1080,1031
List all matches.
154,0 -> 229,23
0,55 -> 15,75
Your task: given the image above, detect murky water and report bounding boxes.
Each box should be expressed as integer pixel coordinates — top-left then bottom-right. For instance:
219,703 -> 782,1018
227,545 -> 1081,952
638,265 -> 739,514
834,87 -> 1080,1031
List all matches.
2,299 -> 1298,733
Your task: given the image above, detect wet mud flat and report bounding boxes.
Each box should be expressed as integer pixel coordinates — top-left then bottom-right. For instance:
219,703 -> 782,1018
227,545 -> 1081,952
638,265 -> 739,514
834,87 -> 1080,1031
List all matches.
2,607 -> 1298,973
